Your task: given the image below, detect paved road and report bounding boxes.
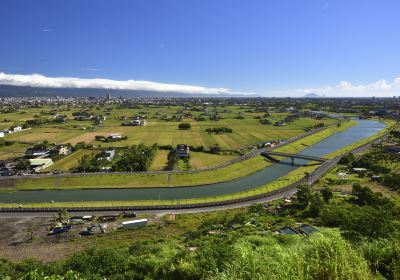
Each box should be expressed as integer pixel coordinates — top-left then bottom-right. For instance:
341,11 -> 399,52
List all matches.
0,121 -> 388,218
0,187 -> 297,218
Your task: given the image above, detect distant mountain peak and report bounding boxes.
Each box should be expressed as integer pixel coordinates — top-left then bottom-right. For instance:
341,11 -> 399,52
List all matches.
303,93 -> 322,98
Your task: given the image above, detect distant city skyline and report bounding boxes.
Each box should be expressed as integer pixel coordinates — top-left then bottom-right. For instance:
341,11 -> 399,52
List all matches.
1,0 -> 400,97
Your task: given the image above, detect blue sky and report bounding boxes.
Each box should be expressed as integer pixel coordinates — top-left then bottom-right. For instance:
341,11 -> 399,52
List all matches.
1,0 -> 400,96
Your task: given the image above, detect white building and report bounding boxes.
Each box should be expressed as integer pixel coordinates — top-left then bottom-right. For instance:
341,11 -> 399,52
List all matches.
122,219 -> 148,229
29,158 -> 54,172
108,134 -> 122,140
12,126 -> 22,132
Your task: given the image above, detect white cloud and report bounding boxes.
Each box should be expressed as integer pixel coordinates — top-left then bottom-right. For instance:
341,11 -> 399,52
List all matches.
82,67 -> 101,72
295,77 -> 400,97
0,72 -> 238,95
41,28 -> 52,32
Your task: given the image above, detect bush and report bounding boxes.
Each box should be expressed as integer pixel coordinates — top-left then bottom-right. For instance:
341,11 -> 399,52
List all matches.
211,233 -> 372,280
158,144 -> 173,150
362,239 -> 400,279
178,123 -> 191,130
189,146 -> 204,152
205,127 -> 232,134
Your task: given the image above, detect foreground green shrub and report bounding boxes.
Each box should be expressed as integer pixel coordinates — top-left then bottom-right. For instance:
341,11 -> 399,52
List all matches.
211,232 -> 372,280
362,239 -> 400,280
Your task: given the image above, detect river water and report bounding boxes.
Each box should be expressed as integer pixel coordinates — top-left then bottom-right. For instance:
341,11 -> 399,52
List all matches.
0,119 -> 386,203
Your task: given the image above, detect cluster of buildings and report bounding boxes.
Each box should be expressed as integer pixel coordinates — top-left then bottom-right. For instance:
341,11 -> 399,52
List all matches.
174,144 -> 190,158
0,125 -> 23,138
25,145 -> 71,172
121,118 -> 147,126
0,145 -> 72,176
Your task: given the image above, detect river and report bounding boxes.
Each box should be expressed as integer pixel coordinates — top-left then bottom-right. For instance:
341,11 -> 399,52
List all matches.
0,119 -> 386,203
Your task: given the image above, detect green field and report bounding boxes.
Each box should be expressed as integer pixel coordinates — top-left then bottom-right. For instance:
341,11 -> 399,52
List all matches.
6,120 -> 356,191
48,149 -> 98,172
0,142 -> 30,160
1,105 -> 336,152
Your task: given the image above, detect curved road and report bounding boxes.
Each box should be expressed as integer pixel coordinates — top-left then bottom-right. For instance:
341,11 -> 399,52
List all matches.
0,119 -> 390,217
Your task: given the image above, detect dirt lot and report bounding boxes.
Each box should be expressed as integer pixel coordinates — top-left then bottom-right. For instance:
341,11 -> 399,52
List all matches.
0,214 -> 161,262
0,217 -> 75,261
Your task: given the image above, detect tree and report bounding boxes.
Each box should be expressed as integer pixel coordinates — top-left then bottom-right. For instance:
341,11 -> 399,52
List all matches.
248,203 -> 264,214
296,184 -> 313,208
339,153 -> 355,165
14,159 -> 31,171
351,183 -> 389,206
33,141 -> 49,149
341,205 -> 400,240
210,144 -> 221,154
74,141 -> 87,150
309,193 -> 325,216
112,144 -> 157,172
320,187 -> 333,203
178,123 -> 191,130
75,154 -> 94,172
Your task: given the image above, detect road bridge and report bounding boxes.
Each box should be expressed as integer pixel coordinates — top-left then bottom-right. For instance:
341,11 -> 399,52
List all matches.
261,151 -> 327,165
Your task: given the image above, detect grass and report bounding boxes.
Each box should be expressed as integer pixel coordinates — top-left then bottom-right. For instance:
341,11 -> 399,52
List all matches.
48,150 -> 97,172
150,149 -> 169,171
5,127 -> 84,144
325,120 -> 394,159
12,155 -> 271,190
7,119 -> 354,191
1,104 -> 337,155
189,151 -> 237,169
274,120 -> 357,154
0,143 -> 30,160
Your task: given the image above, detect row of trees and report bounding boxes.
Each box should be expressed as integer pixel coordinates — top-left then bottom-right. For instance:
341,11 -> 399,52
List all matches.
74,144 -> 157,172
94,135 -> 128,142
205,127 -> 233,134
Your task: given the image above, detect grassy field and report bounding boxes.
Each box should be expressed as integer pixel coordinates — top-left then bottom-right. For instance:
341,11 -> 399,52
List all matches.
149,149 -> 169,171
189,151 -> 237,169
325,119 -> 395,159
6,120 -> 356,191
274,120 -> 357,154
0,143 -> 30,160
48,150 -> 98,172
0,118 -> 391,208
1,105 -> 337,154
12,155 -> 271,190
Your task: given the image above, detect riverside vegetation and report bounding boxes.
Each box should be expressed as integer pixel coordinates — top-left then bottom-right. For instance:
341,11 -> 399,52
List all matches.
1,182 -> 399,279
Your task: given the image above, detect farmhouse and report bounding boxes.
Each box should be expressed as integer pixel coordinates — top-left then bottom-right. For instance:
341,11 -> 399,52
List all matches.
98,149 -> 115,162
10,125 -> 22,132
122,119 -> 147,126
52,145 -> 71,156
26,148 -> 50,157
0,130 -> 10,136
353,167 -> 368,173
175,144 -> 190,158
274,121 -> 286,126
29,158 -> 54,172
108,134 -> 122,140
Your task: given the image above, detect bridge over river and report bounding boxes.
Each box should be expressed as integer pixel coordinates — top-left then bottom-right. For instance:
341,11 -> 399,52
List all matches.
261,151 -> 326,165
0,119 -> 387,204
